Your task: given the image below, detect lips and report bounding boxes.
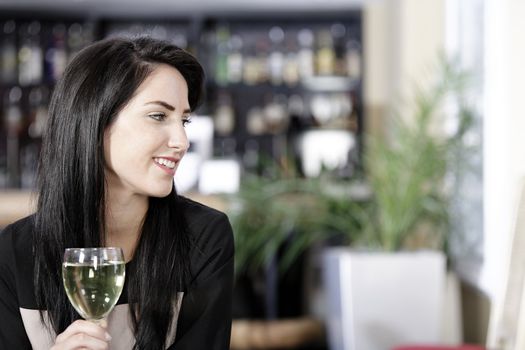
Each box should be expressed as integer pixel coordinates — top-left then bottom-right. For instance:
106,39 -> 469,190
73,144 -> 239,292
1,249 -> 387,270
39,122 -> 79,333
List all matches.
153,156 -> 180,176
154,157 -> 176,169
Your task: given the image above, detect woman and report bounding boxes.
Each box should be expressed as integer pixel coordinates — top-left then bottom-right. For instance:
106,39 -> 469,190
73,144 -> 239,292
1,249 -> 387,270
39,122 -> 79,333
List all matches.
0,37 -> 234,349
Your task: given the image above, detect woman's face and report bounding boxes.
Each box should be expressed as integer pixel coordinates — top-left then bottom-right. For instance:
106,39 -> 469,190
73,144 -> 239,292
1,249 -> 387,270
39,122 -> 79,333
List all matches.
103,63 -> 191,198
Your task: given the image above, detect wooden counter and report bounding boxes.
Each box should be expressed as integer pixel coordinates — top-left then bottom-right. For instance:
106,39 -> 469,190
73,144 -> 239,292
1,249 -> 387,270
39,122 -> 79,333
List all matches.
0,191 -> 227,228
230,318 -> 325,349
0,191 -> 36,228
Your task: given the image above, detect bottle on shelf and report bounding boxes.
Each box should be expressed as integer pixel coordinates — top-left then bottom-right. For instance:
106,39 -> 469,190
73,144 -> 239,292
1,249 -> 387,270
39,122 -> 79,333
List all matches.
27,86 -> 48,139
263,93 -> 289,135
268,26 -> 285,86
246,106 -> 266,136
4,86 -> 23,187
331,22 -> 348,76
345,37 -> 362,80
315,28 -> 336,76
297,28 -> 314,81
67,22 -> 93,60
239,28 -> 276,85
242,40 -> 258,86
45,23 -> 68,82
226,34 -> 243,84
1,20 -> 18,84
214,25 -> 230,86
18,21 -> 43,86
67,22 -> 84,59
282,33 -> 300,87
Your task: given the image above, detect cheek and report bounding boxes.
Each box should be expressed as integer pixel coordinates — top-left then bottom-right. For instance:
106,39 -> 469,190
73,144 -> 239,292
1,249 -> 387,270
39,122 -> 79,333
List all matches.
112,131 -> 162,170
103,126 -> 139,171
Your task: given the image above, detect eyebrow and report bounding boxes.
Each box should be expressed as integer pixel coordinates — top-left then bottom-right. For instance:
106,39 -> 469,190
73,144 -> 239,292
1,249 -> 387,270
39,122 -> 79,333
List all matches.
144,100 -> 191,113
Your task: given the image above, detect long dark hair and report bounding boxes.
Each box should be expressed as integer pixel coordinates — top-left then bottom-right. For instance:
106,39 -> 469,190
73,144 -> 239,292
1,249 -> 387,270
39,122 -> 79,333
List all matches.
34,37 -> 204,349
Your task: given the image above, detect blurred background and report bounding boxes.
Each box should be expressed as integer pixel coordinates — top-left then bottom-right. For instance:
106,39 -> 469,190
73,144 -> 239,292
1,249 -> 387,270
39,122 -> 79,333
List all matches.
1,0 -> 524,349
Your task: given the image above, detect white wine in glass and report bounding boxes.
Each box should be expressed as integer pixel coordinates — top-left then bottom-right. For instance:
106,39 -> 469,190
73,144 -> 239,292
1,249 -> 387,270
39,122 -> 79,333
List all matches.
62,247 -> 126,323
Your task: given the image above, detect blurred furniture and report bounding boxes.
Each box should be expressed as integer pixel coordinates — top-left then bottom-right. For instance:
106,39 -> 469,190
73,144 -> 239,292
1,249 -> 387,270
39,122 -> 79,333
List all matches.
322,250 -> 460,350
230,318 -> 324,350
0,190 -> 35,227
397,178 -> 525,350
486,178 -> 525,350
0,191 -> 226,228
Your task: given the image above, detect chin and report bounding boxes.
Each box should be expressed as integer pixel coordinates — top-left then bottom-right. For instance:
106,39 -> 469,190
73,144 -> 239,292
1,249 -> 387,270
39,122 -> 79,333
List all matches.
147,184 -> 174,198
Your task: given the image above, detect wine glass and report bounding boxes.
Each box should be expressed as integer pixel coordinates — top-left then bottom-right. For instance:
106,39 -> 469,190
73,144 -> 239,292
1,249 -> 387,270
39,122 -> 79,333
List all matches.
62,247 -> 126,324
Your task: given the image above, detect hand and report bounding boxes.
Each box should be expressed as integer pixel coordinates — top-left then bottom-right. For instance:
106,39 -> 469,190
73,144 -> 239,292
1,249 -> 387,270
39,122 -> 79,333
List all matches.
51,319 -> 112,350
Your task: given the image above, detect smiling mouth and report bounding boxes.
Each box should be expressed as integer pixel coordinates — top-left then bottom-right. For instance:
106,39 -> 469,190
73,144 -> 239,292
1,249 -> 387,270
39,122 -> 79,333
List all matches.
153,157 -> 177,169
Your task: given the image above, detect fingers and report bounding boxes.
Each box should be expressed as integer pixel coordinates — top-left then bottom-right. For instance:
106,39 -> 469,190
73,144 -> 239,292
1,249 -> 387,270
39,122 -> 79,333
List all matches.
53,320 -> 111,350
54,332 -> 109,350
56,319 -> 111,343
97,319 -> 108,329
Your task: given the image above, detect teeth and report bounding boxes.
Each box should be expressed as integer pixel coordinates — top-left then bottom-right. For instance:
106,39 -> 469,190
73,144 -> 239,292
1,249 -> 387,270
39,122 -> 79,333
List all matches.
154,158 -> 176,169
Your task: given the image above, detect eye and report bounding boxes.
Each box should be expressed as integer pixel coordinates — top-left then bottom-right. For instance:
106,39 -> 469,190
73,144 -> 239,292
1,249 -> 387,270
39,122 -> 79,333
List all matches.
182,116 -> 192,127
148,112 -> 166,121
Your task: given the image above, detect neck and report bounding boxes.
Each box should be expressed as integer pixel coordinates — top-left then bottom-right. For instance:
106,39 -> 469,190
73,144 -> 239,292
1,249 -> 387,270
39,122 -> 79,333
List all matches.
105,187 -> 148,262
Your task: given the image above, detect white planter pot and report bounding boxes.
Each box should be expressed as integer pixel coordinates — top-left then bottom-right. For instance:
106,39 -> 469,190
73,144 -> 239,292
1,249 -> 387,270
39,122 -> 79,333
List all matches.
322,249 -> 447,350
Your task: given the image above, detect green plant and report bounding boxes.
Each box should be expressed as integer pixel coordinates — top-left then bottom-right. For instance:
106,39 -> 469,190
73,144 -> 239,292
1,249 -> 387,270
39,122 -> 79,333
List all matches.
359,59 -> 474,251
227,59 -> 473,276
229,167 -> 326,273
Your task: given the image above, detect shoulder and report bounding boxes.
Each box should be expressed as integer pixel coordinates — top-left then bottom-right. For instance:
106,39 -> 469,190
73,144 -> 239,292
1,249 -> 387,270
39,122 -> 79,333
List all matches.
176,196 -> 234,284
0,215 -> 36,306
177,195 -> 229,225
0,215 -> 35,265
1,215 -> 35,236
177,195 -> 233,246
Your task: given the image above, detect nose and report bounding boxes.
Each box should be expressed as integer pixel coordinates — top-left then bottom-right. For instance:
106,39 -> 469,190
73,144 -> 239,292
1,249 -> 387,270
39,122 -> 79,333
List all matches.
167,123 -> 189,154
